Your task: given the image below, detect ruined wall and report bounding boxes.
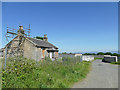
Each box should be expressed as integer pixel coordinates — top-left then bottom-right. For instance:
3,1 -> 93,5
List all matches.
3,36 -> 24,58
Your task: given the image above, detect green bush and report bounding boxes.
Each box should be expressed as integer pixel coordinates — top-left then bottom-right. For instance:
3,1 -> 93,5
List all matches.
2,56 -> 91,88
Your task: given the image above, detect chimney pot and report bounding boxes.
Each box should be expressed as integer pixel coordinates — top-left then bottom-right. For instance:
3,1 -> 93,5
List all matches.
18,26 -> 24,35
19,26 -> 23,30
43,34 -> 48,41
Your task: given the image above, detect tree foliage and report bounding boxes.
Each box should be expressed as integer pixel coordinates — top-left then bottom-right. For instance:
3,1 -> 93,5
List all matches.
62,52 -> 67,54
112,53 -> 118,56
35,36 -> 43,40
104,52 -> 112,55
83,53 -> 96,55
97,52 -> 104,55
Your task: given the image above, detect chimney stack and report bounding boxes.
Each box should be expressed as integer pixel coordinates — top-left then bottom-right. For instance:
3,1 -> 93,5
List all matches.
18,25 -> 24,36
19,26 -> 23,30
43,34 -> 48,41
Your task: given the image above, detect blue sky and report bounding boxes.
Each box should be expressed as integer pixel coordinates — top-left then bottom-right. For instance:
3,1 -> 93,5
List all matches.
2,2 -> 118,53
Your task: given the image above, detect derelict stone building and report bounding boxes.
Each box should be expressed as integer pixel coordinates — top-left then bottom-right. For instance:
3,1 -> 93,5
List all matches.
3,26 -> 59,61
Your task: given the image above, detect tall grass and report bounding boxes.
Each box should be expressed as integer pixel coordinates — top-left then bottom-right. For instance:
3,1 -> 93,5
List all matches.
2,56 -> 91,88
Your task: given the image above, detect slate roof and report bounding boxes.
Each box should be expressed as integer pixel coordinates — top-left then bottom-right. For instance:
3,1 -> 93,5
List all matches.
27,37 -> 58,49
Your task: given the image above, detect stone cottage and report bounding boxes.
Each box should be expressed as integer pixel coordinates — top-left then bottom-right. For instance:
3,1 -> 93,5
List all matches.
3,26 -> 59,61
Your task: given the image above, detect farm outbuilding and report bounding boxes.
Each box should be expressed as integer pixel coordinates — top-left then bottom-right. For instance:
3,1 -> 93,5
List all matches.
102,56 -> 118,63
80,55 -> 94,61
3,26 -> 59,61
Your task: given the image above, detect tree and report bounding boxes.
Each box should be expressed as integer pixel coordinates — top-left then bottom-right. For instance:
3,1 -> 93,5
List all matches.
117,54 -> 120,57
97,52 -> 104,55
83,53 -> 96,55
112,53 -> 118,56
83,53 -> 89,55
62,52 -> 67,54
104,52 -> 112,55
35,36 -> 43,40
69,52 -> 72,54
91,53 -> 96,55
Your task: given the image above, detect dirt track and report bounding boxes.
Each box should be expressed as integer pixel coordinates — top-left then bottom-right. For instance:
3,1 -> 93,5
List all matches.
72,59 -> 118,88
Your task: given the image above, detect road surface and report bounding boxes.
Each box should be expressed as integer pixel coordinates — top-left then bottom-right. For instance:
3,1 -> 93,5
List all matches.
72,59 -> 118,88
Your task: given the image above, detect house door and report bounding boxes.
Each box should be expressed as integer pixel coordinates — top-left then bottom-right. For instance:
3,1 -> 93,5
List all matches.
42,49 -> 45,58
50,52 -> 52,59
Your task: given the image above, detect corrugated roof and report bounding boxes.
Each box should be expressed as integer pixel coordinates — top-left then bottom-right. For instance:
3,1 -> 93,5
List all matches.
27,37 -> 58,49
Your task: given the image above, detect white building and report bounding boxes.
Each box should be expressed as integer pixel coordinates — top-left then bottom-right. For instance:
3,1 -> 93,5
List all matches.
80,55 -> 94,61
103,56 -> 118,62
75,54 -> 82,57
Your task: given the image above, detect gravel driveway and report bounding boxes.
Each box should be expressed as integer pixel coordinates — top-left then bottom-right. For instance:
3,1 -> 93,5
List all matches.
72,59 -> 118,88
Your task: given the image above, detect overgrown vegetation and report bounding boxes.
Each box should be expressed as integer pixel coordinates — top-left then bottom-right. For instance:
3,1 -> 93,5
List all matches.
110,61 -> 120,65
2,56 -> 91,88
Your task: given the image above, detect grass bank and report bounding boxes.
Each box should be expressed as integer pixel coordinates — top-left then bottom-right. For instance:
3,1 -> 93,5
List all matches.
110,61 -> 120,65
2,56 -> 91,88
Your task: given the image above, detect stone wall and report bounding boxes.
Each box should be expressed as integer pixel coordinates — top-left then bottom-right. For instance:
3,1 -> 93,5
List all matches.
3,36 -> 24,58
23,39 -> 49,61
23,39 -> 37,60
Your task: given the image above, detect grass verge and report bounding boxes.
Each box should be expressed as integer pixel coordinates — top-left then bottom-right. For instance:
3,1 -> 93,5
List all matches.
2,56 -> 91,88
110,61 -> 120,65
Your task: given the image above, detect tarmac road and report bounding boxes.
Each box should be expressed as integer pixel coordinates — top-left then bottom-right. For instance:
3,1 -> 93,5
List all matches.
72,59 -> 118,88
